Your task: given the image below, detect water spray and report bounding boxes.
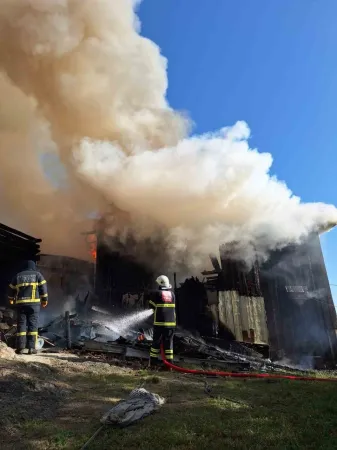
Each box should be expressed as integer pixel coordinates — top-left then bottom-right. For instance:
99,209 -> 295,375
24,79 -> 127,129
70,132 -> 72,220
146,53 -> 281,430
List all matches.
100,309 -> 153,336
91,305 -> 111,316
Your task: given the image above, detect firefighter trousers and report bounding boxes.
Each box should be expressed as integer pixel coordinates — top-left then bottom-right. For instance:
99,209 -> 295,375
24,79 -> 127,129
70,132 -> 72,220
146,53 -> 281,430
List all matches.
150,326 -> 174,365
16,304 -> 40,350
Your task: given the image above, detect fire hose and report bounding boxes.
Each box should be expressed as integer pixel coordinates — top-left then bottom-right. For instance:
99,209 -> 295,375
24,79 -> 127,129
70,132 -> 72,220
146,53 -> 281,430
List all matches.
160,344 -> 337,382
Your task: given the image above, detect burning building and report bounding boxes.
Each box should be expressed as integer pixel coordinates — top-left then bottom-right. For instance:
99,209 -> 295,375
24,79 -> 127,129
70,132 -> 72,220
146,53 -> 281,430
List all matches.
1,0 -> 337,372
93,224 -> 337,366
2,216 -> 333,367
2,217 -> 335,368
178,247 -> 270,357
182,230 -> 337,365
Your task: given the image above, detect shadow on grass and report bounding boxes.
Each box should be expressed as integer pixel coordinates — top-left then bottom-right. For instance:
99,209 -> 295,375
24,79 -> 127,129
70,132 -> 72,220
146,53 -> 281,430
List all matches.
1,359 -> 337,450
37,352 -> 149,370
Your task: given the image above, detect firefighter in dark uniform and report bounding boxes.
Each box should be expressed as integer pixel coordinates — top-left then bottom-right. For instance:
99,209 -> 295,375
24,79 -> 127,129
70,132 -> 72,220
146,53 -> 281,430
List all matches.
148,275 -> 176,368
8,260 -> 48,355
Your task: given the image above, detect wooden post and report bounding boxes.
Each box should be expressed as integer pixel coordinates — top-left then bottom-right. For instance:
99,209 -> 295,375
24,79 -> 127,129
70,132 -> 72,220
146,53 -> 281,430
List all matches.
65,311 -> 71,349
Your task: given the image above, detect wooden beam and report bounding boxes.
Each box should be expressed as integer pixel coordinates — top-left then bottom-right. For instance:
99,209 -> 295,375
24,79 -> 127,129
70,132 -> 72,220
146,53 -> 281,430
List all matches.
0,223 -> 41,243
201,270 -> 219,276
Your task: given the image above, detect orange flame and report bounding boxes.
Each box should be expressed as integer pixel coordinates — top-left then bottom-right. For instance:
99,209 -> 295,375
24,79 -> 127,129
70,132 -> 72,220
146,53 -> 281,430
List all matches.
87,233 -> 97,262
90,249 -> 97,261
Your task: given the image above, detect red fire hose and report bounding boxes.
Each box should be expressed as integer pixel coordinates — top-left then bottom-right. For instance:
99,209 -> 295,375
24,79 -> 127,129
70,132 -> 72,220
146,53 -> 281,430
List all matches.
160,344 -> 337,382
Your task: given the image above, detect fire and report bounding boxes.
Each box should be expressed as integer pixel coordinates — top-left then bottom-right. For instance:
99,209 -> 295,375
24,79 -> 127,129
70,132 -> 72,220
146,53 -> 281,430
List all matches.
87,233 -> 97,262
90,250 -> 97,261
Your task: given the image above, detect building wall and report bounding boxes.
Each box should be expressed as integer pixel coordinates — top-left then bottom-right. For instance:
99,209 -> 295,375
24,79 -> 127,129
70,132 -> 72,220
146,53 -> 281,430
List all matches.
38,255 -> 94,293
95,239 -> 153,308
176,278 -> 209,334
218,291 -> 269,345
37,255 -> 94,318
260,234 -> 337,362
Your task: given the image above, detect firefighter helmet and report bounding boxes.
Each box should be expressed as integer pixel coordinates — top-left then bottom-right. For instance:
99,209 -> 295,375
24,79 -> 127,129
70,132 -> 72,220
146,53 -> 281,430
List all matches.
156,275 -> 171,289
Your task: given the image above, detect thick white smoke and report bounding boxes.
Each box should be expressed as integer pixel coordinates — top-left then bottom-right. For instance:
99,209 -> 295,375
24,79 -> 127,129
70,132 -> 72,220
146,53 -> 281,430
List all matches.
0,0 -> 335,269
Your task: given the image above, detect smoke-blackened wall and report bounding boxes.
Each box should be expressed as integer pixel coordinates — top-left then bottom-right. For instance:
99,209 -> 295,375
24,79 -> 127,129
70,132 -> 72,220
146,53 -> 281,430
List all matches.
176,277 -> 213,336
95,234 -> 153,310
219,243 -> 262,296
37,254 -> 94,325
260,234 -> 337,363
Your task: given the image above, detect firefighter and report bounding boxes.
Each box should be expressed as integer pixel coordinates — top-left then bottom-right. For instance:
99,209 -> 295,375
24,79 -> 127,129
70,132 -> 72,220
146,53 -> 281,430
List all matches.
8,260 -> 48,355
148,275 -> 176,369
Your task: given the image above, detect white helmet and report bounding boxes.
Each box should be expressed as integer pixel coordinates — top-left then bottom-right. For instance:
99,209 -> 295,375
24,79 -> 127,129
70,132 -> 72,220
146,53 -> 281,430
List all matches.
156,275 -> 171,289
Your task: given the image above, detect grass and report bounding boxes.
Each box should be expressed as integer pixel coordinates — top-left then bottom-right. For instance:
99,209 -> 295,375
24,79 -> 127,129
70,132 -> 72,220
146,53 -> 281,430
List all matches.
2,356 -> 337,450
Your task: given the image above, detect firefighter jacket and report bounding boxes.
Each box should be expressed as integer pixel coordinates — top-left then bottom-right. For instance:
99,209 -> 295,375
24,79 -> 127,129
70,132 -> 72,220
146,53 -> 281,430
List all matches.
8,268 -> 48,307
148,288 -> 176,327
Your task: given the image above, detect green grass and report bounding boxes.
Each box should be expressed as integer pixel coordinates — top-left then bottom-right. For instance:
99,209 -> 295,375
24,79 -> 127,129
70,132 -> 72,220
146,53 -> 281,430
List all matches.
3,360 -> 337,450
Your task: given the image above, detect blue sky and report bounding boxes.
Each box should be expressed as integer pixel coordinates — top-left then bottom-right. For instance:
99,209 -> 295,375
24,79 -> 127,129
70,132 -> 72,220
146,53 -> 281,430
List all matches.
138,0 -> 337,302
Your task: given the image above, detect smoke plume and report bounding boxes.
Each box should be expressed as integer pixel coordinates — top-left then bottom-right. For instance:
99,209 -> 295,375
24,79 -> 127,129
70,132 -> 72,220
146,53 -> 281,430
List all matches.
0,0 -> 335,269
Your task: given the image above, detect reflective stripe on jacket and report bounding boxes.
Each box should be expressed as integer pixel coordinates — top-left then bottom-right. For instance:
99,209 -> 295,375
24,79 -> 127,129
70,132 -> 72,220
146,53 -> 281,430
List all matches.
8,269 -> 48,306
149,288 -> 176,327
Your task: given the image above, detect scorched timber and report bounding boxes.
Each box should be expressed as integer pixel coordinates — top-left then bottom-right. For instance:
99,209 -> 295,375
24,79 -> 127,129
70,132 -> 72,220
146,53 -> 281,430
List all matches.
0,223 -> 41,261
0,238 -> 40,252
0,223 -> 41,243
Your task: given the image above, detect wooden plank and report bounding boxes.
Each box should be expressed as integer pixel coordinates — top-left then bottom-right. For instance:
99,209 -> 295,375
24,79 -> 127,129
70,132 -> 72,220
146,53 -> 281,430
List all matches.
82,340 -> 124,354
201,270 -> 218,276
0,223 -> 41,243
209,253 -> 222,272
0,240 -> 40,252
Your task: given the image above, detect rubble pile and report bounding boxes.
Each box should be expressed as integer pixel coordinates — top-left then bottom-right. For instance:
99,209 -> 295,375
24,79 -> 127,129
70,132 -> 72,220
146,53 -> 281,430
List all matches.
0,307 -> 16,344
38,308 -> 310,374
0,301 -> 314,374
0,307 -> 15,329
171,332 -> 312,374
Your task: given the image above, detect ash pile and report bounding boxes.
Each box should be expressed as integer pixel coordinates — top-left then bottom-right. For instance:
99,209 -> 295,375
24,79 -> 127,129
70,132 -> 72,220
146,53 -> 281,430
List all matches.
35,294 -> 312,375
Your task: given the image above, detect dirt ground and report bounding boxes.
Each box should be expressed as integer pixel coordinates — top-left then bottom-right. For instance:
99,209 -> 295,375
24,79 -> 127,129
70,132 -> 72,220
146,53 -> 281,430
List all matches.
0,347 -> 137,449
